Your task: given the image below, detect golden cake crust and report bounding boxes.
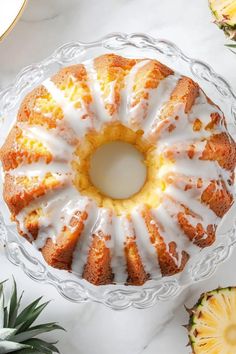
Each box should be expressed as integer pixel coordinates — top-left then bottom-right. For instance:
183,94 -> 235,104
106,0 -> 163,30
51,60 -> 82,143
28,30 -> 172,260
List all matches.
41,210 -> 88,270
83,233 -> 114,285
1,53 -> 235,286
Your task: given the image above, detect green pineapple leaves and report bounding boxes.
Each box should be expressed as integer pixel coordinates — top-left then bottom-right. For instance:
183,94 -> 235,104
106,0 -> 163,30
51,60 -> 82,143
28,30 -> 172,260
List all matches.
225,43 -> 236,54
0,278 -> 64,354
0,340 -> 32,353
13,323 -> 65,343
15,297 -> 44,329
0,329 -> 17,341
0,282 -> 5,329
18,338 -> 60,354
8,279 -> 19,328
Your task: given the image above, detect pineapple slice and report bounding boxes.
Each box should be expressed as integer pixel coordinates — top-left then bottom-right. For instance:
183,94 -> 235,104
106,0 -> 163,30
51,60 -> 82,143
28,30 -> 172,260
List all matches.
188,287 -> 236,354
209,0 -> 236,40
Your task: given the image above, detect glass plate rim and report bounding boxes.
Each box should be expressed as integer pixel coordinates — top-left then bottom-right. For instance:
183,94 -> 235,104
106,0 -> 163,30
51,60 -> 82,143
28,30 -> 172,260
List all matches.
0,32 -> 236,310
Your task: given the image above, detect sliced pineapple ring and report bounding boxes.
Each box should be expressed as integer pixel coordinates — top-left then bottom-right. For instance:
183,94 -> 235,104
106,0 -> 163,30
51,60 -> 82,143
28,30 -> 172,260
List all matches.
209,0 -> 236,39
189,287 -> 236,354
210,0 -> 236,26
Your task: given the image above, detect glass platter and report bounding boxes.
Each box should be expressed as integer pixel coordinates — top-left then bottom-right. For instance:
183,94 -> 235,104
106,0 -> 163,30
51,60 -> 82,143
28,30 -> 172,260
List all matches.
0,32 -> 236,310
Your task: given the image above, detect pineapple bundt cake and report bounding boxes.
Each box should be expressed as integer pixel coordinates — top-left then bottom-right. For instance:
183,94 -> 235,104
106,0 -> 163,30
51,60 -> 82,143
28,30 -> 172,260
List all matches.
0,54 -> 236,286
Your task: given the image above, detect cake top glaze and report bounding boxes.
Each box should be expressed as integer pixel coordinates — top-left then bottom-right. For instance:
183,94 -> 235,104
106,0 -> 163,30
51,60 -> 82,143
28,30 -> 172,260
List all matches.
0,54 -> 235,285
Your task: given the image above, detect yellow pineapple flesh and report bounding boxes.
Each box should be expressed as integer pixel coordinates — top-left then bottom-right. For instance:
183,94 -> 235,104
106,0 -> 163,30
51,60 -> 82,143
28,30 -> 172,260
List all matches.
209,0 -> 236,39
188,287 -> 236,354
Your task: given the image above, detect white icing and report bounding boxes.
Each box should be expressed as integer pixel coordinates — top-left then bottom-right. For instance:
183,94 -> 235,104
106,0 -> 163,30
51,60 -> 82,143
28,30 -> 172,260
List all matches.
152,205 -> 199,267
111,216 -> 127,283
92,208 -> 113,238
147,90 -> 225,145
105,80 -> 117,106
172,159 -> 221,180
191,91 -> 225,132
119,60 -> 180,134
43,78 -> 93,138
83,60 -> 111,127
141,74 -> 180,133
165,185 -> 218,228
160,139 -> 207,159
71,201 -> 98,276
2,55 -> 235,284
159,137 -> 233,194
20,124 -> 73,161
131,208 -> 162,279
121,215 -> 135,238
119,59 -> 151,126
16,184 -> 89,249
9,161 -> 70,178
0,165 -> 12,225
161,197 -> 200,240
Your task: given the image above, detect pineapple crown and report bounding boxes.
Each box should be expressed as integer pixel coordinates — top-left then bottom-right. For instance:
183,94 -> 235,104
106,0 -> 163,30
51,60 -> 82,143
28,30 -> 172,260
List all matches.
0,278 -> 64,354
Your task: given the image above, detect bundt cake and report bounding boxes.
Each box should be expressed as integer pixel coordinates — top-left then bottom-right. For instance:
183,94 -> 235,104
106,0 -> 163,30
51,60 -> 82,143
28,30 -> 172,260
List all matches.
0,54 -> 235,286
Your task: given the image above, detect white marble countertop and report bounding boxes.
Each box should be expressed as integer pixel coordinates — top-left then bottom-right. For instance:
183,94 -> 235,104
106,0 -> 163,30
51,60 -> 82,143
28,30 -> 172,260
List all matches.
0,1 -> 236,353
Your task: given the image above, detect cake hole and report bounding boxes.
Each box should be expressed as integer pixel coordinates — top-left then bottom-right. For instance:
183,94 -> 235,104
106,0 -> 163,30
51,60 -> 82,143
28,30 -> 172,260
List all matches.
89,141 -> 147,199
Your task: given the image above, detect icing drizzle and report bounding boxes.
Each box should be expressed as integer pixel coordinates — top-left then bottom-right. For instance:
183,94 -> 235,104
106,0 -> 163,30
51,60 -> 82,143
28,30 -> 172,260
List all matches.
2,56 -> 235,284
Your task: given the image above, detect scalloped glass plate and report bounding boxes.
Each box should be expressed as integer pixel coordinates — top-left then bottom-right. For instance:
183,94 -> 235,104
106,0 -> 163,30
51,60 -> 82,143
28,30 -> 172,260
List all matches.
0,33 -> 236,310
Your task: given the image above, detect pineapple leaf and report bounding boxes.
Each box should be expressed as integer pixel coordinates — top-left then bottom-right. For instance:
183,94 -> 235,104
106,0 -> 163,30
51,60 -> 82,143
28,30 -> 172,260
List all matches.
15,350 -> 45,354
225,44 -> 236,53
0,340 -> 32,353
0,283 -> 5,328
23,345 -> 51,354
0,280 -> 64,353
24,338 -> 60,354
8,278 -> 18,328
225,44 -> 236,48
4,307 -> 9,328
12,323 -> 64,343
17,301 -> 50,333
0,328 -> 17,340
15,297 -> 43,327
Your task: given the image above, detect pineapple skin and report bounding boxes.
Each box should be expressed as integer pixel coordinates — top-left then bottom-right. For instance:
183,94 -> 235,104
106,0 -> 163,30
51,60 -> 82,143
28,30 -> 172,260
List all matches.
187,287 -> 236,354
215,21 -> 236,40
209,0 -> 236,40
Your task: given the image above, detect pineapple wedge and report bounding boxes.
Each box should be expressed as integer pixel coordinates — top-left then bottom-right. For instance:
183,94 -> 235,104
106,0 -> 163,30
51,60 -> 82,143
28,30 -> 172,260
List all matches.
188,287 -> 236,354
209,0 -> 236,40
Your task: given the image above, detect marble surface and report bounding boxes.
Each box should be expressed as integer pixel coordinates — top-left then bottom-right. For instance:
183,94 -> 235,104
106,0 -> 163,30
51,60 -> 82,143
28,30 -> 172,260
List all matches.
0,1 -> 236,353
